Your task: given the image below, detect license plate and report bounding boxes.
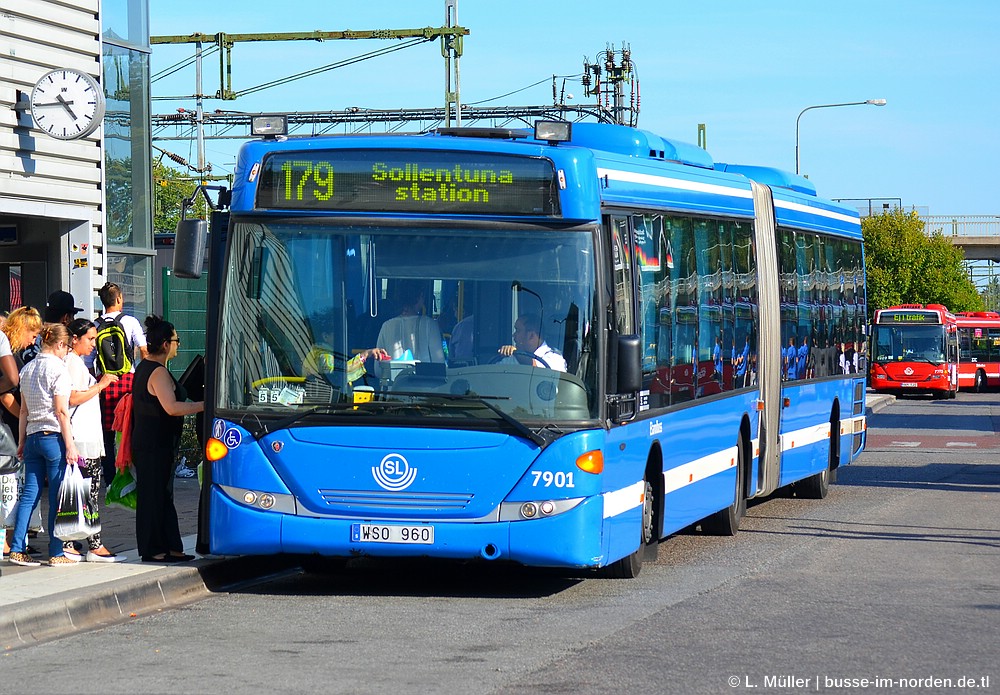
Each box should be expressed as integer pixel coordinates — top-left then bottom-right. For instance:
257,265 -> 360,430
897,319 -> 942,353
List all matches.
900,382 -> 917,388
350,523 -> 434,544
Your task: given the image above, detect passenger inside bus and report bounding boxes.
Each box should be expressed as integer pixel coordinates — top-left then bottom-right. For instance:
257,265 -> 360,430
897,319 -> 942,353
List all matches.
376,280 -> 446,363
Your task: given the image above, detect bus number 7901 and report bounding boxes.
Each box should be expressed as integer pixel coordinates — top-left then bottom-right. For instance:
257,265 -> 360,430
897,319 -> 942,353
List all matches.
531,471 -> 575,488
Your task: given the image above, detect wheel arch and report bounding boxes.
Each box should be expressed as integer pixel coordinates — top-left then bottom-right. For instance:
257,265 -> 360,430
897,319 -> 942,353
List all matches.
645,441 -> 665,541
739,413 -> 753,500
830,398 -> 842,471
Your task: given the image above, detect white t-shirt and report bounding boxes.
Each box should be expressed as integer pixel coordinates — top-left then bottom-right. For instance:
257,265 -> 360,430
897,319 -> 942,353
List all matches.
65,352 -> 104,459
377,315 -> 445,362
99,310 -> 147,373
0,331 -> 12,359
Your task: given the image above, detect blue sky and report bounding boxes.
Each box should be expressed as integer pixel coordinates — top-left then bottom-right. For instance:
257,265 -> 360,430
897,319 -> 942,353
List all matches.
150,1 -> 1000,215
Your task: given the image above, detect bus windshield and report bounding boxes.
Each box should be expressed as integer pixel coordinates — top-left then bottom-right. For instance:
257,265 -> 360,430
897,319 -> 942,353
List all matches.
215,218 -> 600,428
874,324 -> 947,364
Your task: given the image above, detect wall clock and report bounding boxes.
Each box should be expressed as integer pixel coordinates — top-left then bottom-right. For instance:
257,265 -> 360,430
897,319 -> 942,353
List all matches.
29,68 -> 106,140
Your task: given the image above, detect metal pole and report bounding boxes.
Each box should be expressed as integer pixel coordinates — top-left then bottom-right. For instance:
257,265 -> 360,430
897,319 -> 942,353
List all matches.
452,0 -> 461,126
195,40 -> 206,175
795,99 -> 886,175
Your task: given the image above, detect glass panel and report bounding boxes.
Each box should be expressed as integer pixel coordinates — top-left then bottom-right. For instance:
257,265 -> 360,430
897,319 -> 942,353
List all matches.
216,220 -> 599,424
695,219 -> 721,397
103,45 -> 152,249
733,221 -> 757,388
101,0 -> 150,49
106,253 -> 151,320
874,325 -> 947,364
668,217 -> 696,402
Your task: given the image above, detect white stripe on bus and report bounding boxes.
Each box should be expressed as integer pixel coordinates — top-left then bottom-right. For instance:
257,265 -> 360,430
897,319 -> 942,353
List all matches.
596,168 -> 754,200
780,423 -> 830,451
773,198 -> 860,225
602,415 -> 863,520
662,446 -> 738,494
602,480 -> 646,519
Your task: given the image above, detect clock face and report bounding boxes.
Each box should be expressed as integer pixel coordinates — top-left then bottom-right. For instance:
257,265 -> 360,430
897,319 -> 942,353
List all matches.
29,69 -> 106,141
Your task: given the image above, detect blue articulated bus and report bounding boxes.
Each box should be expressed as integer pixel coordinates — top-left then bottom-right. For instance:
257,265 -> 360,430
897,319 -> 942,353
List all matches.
184,120 -> 868,577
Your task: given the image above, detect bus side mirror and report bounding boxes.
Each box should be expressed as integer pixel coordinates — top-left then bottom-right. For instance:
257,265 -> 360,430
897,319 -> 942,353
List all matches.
173,218 -> 207,279
617,334 -> 642,393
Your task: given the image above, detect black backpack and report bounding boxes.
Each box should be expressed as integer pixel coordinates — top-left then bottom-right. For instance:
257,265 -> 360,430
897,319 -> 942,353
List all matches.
95,314 -> 133,376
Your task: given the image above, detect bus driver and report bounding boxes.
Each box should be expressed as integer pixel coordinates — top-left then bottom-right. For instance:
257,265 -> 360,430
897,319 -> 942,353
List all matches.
498,313 -> 567,372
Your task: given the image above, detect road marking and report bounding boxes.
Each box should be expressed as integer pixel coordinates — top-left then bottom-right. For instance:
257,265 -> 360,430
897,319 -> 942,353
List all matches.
945,441 -> 977,447
889,441 -> 921,447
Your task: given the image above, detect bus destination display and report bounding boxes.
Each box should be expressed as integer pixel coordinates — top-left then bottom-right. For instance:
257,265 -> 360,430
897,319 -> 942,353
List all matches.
876,310 -> 942,325
256,149 -> 561,216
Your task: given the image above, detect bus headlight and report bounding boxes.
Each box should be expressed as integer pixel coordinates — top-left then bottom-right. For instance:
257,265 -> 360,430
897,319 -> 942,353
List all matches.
499,497 -> 584,521
221,485 -> 296,514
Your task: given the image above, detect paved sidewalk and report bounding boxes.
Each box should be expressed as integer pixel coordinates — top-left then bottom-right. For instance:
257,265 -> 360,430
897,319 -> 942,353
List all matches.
2,392 -> 896,651
0,472 -> 235,650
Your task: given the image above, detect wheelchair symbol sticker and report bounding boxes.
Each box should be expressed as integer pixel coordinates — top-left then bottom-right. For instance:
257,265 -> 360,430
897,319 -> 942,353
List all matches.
223,428 -> 242,449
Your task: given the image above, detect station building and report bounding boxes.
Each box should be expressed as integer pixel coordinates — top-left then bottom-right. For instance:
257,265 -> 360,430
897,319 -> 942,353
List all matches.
0,0 -> 152,318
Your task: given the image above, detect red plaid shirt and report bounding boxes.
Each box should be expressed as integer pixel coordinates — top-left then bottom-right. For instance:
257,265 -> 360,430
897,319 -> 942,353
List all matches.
99,372 -> 133,432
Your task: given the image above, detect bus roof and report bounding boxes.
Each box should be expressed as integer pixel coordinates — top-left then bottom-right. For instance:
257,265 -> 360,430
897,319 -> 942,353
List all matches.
230,122 -> 861,237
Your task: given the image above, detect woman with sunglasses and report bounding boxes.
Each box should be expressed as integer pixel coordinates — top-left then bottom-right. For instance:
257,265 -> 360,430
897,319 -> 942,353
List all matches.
7,323 -> 79,567
132,316 -> 203,563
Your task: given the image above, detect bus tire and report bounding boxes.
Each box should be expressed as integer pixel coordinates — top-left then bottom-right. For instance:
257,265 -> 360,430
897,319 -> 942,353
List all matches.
701,437 -> 746,536
975,370 -> 986,393
601,476 -> 654,578
798,464 -> 830,499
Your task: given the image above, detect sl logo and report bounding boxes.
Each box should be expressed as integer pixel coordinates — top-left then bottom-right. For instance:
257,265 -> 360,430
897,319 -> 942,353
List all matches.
372,453 -> 417,491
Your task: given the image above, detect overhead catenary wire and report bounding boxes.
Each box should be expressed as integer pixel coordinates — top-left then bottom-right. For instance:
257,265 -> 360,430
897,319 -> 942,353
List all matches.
234,37 -> 432,98
464,73 -> 584,106
151,45 -> 221,83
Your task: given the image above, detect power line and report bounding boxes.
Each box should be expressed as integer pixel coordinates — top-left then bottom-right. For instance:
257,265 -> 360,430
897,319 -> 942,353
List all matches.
235,37 -> 431,98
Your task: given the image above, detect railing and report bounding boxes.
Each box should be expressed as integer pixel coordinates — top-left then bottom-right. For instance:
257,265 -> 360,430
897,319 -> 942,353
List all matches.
921,215 -> 1000,237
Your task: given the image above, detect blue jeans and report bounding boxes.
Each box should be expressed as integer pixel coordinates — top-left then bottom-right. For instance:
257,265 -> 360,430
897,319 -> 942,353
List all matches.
10,432 -> 67,558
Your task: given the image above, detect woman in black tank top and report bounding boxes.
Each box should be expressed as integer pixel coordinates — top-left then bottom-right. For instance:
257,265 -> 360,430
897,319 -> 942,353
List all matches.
132,316 -> 204,563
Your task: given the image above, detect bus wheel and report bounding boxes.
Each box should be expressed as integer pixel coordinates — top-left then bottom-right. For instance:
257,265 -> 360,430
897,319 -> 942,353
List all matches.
601,476 -> 654,578
702,438 -> 746,536
798,452 -> 832,500
975,370 -> 986,393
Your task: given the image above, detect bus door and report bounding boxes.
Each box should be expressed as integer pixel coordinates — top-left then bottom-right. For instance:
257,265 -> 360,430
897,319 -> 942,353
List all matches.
749,182 -> 782,496
947,326 -> 960,392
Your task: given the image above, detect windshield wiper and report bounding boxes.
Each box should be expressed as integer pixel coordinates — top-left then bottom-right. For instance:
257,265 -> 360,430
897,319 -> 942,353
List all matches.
246,404 -> 370,436
389,391 -> 549,447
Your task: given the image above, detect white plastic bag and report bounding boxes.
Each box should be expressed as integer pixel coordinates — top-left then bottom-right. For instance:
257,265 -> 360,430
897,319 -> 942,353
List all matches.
54,462 -> 96,541
0,471 -> 18,528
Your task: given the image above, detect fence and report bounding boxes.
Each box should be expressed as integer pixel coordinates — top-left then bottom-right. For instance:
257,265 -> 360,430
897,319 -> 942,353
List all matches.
161,267 -> 208,378
922,215 -> 1000,237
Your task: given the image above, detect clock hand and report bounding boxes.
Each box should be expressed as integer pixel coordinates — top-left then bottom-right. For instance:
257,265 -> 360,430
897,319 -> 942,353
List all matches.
34,101 -> 75,107
55,93 -> 78,120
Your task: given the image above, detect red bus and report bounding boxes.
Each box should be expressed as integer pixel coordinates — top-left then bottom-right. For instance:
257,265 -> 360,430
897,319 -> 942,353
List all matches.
871,304 -> 959,398
955,311 -> 1000,391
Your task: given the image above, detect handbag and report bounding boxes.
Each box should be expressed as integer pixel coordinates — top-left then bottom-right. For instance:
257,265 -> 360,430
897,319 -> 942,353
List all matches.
0,421 -> 19,475
54,462 -> 96,541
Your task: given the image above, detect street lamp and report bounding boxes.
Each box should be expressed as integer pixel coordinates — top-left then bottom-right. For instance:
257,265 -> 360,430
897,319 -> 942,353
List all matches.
795,99 -> 886,175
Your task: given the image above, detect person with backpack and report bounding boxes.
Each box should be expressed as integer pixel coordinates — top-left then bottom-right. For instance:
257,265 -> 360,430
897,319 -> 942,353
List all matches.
95,282 -> 147,488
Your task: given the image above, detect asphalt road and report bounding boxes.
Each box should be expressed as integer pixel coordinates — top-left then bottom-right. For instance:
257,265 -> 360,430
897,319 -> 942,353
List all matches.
3,392 -> 998,694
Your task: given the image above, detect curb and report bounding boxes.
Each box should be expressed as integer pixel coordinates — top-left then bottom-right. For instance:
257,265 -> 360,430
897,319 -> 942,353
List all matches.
1,555 -> 296,651
866,394 -> 896,415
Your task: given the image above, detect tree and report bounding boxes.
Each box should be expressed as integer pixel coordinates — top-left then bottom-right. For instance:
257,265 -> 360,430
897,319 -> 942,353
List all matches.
863,208 -> 983,318
153,160 -> 201,233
